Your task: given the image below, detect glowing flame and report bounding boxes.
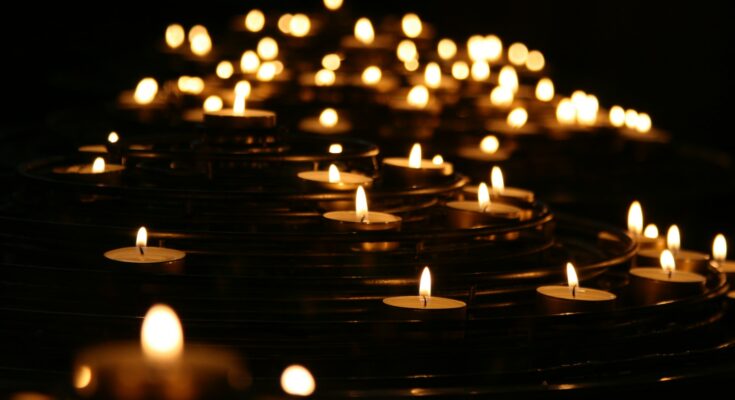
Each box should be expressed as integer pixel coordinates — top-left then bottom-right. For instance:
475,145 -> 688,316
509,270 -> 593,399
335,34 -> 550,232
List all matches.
660,249 -> 676,275
314,69 -> 336,86
323,0 -> 343,11
467,35 -> 486,61
354,18 -> 375,45
485,35 -> 503,62
407,143 -> 423,169
203,95 -> 223,112
424,62 -> 442,89
627,201 -> 643,236
273,61 -> 284,75
507,107 -> 528,128
233,81 -> 251,115
278,14 -> 292,34
328,144 -> 343,154
556,98 -> 576,124
91,157 -> 106,173
566,262 -> 579,295
490,86 -> 514,107
577,94 -> 599,126
257,62 -> 277,81
471,60 -> 490,81
432,155 -> 444,165
245,9 -> 265,32
609,105 -> 626,127
257,37 -> 279,60
636,112 -> 652,133
402,13 -> 422,38
437,39 -> 457,60
136,226 -> 148,248
355,186 -> 369,222
571,90 -> 587,108
289,14 -> 311,37
141,304 -> 184,362
322,54 -> 341,71
407,85 -> 430,108
216,61 -> 234,79
281,365 -> 316,397
625,109 -> 639,129
535,78 -> 554,102
713,234 -> 727,263
177,76 -> 204,94
133,78 -> 158,105
419,266 -> 431,297
165,24 -> 185,49
361,66 -> 382,85
667,225 -> 680,254
188,25 -> 212,56
240,50 -> 261,73
480,135 -> 500,154
396,40 -> 418,63
107,132 -> 119,144
490,166 -> 504,193
478,182 -> 490,211
644,224 -> 659,239
508,42 -> 529,66
74,365 -> 92,389
526,50 -> 545,71
319,108 -> 338,128
498,66 -> 518,93
451,61 -> 470,80
328,164 -> 341,183
404,59 -> 419,72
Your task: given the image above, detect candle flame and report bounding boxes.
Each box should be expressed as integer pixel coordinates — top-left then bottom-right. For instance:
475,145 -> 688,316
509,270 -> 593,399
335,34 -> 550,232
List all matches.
408,143 -> 422,169
437,38 -> 457,60
526,50 -> 545,71
713,234 -> 727,264
361,66 -> 382,85
328,164 -> 341,183
91,157 -> 106,173
281,365 -> 316,397
165,24 -> 185,49
354,18 -> 375,45
625,109 -> 638,129
424,62 -> 442,89
480,135 -> 499,154
396,40 -> 417,63
667,225 -> 680,254
451,61 -> 469,80
141,304 -> 184,362
136,226 -> 148,248
419,266 -> 431,298
74,364 -> 93,389
467,35 -> 485,61
257,62 -> 277,81
216,61 -> 234,79
407,85 -> 429,108
404,59 -> 419,72
322,54 -> 341,71
490,86 -> 513,107
188,25 -> 212,56
432,155 -> 444,165
556,98 -> 576,124
289,14 -> 311,37
577,94 -> 599,126
203,95 -> 223,112
315,69 -> 336,86
478,182 -> 490,211
324,0 -> 343,11
535,78 -> 554,102
490,166 -> 504,193
107,132 -> 119,144
508,42 -> 529,66
484,35 -> 503,62
233,81 -> 251,115
245,9 -> 265,32
498,66 -> 518,93
644,224 -> 659,239
636,112 -> 652,133
177,76 -> 204,94
401,13 -> 422,38
660,249 -> 676,275
566,262 -> 579,296
627,201 -> 643,236
355,186 -> 369,222
257,37 -> 279,60
328,143 -> 343,154
609,105 -> 626,127
133,78 -> 158,105
470,60 -> 490,81
241,50 -> 261,73
319,108 -> 338,128
507,107 -> 528,128
278,14 -> 292,34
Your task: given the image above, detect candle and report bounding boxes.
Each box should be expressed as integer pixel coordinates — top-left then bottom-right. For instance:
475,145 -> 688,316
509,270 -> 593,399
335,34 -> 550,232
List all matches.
383,143 -> 451,187
456,135 -> 513,162
626,201 -> 665,251
74,304 -> 249,400
104,227 -> 186,272
636,224 -> 710,273
323,186 -> 401,231
298,164 -> 373,191
52,156 -> 125,184
446,183 -> 523,228
78,131 -> 121,155
298,108 -> 352,135
383,266 -> 467,320
203,80 -> 276,129
712,234 -> 735,278
629,249 -> 706,305
536,263 -> 616,314
280,364 -> 316,397
463,166 -> 534,202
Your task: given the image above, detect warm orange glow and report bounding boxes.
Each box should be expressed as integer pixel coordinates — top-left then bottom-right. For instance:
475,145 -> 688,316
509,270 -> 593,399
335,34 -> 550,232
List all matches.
467,35 -> 486,61
404,59 -> 419,72
289,14 -> 311,37
451,61 -> 470,80
323,0 -> 343,11
432,155 -> 444,165
314,69 -> 336,86
407,85 -> 430,108
576,94 -> 599,126
136,226 -> 148,248
74,365 -> 92,389
319,108 -> 338,128
644,224 -> 659,239
556,98 -> 576,124
419,266 -> 432,297
91,157 -> 106,173
240,50 -> 261,73
498,66 -> 518,93
361,66 -> 382,85
355,185 -> 369,221
203,95 -> 223,112
480,135 -> 500,154
535,78 -> 554,102
713,234 -> 727,263
328,164 -> 341,183
424,62 -> 442,89
526,50 -> 545,71
165,24 -> 185,49
277,13 -> 292,34
257,62 -> 277,81
507,107 -> 528,128
636,112 -> 652,133
490,86 -> 514,107
508,42 -> 529,66
437,38 -> 457,60
667,225 -> 681,253
245,9 -> 265,32
625,109 -> 639,129
233,81 -> 251,114
257,37 -> 279,60
402,13 -> 423,38
484,35 -> 503,62
354,18 -> 375,45
188,25 -> 212,56
273,61 -> 284,75
566,262 -> 579,294
490,166 -> 504,193
478,182 -> 490,211
328,143 -> 343,154
322,54 -> 341,71
627,201 -> 643,236
281,365 -> 316,397
660,249 -> 676,275
133,78 -> 158,105
471,60 -> 490,81
107,132 -> 119,144
609,105 -> 626,127
141,304 -> 184,362
408,143 -> 422,169
177,76 -> 204,94
396,40 -> 418,62
216,61 -> 234,79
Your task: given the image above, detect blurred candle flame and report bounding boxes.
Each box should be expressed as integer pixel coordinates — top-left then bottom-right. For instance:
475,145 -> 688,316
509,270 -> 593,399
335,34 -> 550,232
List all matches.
471,60 -> 490,81
498,66 -> 518,93
419,266 -> 431,298
535,78 -> 554,102
624,109 -> 638,129
508,42 -> 529,66
361,66 -> 382,85
437,38 -> 457,60
526,50 -> 545,71
507,107 -> 528,128
408,143 -> 422,169
407,85 -> 429,108
566,262 -> 579,296
323,0 -> 343,11
133,78 -> 158,105
328,143 -> 343,154
644,224 -> 659,239
289,14 -> 311,37
451,61 -> 469,80
397,40 -> 417,62
491,166 -> 504,193
165,24 -> 185,49
627,201 -> 643,236
257,37 -> 278,60
636,112 -> 652,133
432,155 -> 444,165
315,69 -> 336,86
188,25 -> 212,56
424,62 -> 442,89
281,365 -> 316,397
91,157 -> 106,173
713,234 -> 727,264
107,132 -> 119,144
240,50 -> 261,73
478,182 -> 490,211
660,249 -> 676,276
141,304 -> 184,362
233,81 -> 251,114
328,164 -> 341,183
355,186 -> 369,222
257,62 -> 277,81
556,98 -> 576,124
216,61 -> 234,79
480,135 -> 499,154
278,14 -> 292,34
136,226 -> 147,248
245,9 -> 265,32
322,54 -> 341,71
609,105 -> 626,127
203,95 -> 223,112
402,13 -> 422,38
667,225 -> 681,254
74,365 -> 92,390
319,108 -> 338,128
354,18 -> 375,45
490,86 -> 514,107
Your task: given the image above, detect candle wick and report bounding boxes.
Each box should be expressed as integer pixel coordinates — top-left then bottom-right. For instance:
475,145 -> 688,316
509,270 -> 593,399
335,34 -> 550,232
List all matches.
360,214 -> 369,224
422,295 -> 427,308
572,285 -> 576,298
668,269 -> 672,279
139,246 -> 145,256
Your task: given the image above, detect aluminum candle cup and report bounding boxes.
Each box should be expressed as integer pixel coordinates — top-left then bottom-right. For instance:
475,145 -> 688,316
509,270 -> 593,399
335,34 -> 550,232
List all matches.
297,169 -> 373,191
104,227 -> 186,273
52,159 -> 125,185
382,143 -> 451,187
636,249 -> 710,274
323,210 -> 401,231
536,286 -> 616,314
445,200 -> 523,229
628,267 -> 706,305
203,109 -> 277,130
463,184 -> 535,203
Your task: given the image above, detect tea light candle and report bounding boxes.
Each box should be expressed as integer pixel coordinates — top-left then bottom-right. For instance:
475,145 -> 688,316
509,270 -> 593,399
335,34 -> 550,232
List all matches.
629,249 -> 706,305
636,225 -> 709,273
446,183 -> 523,228
537,263 -> 616,314
383,267 -> 467,320
298,108 -> 352,135
78,132 -> 122,155
383,143 -> 451,187
104,227 -> 186,272
712,234 -> 735,277
298,164 -> 373,191
74,304 -> 249,400
52,157 -> 125,184
204,80 -> 276,129
626,201 -> 665,251
463,166 -> 534,202
323,186 -> 401,231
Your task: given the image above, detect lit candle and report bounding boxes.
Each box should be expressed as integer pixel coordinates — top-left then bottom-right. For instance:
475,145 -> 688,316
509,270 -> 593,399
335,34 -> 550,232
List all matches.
52,156 -> 125,184
628,249 -> 706,305
626,200 -> 665,251
74,304 -> 249,399
203,80 -> 276,129
446,182 -> 523,228
104,226 -> 186,272
78,131 -> 122,155
281,364 -> 316,397
712,234 -> 735,277
383,266 -> 467,319
298,108 -> 352,135
383,143 -> 452,187
463,166 -> 534,202
636,224 -> 710,273
323,186 -> 401,231
298,164 -> 373,191
536,263 -> 616,314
